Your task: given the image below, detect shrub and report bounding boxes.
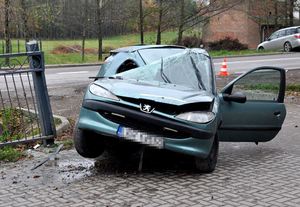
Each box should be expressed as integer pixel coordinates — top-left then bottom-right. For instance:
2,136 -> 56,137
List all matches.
208,37 -> 248,51
172,36 -> 203,48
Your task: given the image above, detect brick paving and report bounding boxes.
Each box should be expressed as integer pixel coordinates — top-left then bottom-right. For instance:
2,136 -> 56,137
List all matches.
0,104 -> 299,207
1,143 -> 300,207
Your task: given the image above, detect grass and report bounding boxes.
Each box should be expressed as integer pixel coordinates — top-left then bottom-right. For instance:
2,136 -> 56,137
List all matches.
0,147 -> 24,162
287,84 -> 300,92
242,83 -> 300,92
209,49 -> 278,57
0,108 -> 63,143
0,30 -> 279,65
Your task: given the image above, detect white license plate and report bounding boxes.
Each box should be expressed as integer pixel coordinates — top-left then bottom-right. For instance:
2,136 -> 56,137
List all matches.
117,126 -> 164,149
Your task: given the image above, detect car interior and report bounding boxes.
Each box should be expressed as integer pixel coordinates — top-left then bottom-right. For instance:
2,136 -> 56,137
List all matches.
116,59 -> 139,73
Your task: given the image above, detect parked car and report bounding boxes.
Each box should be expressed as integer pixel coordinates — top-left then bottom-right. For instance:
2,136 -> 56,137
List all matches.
257,26 -> 300,52
74,45 -> 286,173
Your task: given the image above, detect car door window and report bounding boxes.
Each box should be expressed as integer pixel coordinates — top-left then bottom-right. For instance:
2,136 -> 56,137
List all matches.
116,59 -> 138,73
231,69 -> 281,102
277,30 -> 286,38
286,28 -> 296,35
269,32 -> 279,40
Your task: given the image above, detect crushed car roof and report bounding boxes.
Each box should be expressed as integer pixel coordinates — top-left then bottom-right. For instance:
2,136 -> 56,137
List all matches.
110,45 -> 209,56
110,45 -> 185,53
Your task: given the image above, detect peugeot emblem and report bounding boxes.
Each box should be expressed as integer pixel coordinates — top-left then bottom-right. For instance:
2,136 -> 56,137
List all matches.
140,103 -> 155,113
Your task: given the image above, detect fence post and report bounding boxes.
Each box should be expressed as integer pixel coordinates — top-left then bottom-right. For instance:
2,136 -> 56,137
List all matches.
26,41 -> 56,146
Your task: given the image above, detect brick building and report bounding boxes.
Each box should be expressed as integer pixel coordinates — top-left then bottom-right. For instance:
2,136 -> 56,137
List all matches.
202,0 -> 286,49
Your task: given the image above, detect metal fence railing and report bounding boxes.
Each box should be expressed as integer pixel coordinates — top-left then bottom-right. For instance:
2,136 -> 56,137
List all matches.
0,41 -> 55,147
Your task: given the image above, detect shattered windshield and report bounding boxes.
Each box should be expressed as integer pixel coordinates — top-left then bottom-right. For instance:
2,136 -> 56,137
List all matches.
115,49 -> 213,92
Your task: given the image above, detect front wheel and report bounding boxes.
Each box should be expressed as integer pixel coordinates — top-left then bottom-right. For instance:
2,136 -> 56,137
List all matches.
284,42 -> 292,52
258,46 -> 264,51
73,122 -> 105,158
195,135 -> 219,173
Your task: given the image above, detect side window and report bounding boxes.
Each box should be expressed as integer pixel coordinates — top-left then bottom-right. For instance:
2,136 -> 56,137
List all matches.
286,29 -> 296,35
269,32 -> 279,40
231,69 -> 281,102
278,30 -> 286,38
116,59 -> 138,74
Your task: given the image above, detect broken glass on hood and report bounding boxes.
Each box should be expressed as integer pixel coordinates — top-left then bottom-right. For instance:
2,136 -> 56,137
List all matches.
115,49 -> 213,92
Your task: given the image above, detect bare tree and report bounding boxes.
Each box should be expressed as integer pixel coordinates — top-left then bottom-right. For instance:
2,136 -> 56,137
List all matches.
176,0 -> 242,44
139,0 -> 144,44
177,0 -> 185,44
289,0 -> 295,26
82,0 -> 88,62
4,0 -> 11,55
156,0 -> 163,44
96,0 -> 103,61
20,0 -> 29,42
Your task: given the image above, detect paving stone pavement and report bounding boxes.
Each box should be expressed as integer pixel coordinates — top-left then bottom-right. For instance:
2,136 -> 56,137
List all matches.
0,105 -> 299,207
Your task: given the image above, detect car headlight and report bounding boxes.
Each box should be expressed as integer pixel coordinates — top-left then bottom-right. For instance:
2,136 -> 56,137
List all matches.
176,112 -> 215,123
89,84 -> 119,101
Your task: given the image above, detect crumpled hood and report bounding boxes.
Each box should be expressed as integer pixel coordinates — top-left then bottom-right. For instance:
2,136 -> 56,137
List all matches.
94,79 -> 214,106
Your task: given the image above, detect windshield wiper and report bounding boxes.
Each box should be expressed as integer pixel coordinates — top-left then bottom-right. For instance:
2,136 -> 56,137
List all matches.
88,76 -> 123,80
89,76 -> 104,80
189,56 -> 206,90
160,57 -> 171,83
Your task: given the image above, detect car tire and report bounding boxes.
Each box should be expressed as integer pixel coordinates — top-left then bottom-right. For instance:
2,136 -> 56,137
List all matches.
73,122 -> 105,158
284,42 -> 292,52
258,46 -> 264,51
195,135 -> 219,173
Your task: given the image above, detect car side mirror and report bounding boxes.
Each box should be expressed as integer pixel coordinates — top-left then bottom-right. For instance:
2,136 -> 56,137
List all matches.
223,92 -> 247,103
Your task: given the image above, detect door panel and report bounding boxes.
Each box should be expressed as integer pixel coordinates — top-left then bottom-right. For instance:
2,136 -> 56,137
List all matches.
219,67 -> 286,142
219,99 -> 286,142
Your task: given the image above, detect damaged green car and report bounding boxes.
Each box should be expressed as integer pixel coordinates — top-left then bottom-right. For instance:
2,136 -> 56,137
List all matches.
74,45 -> 286,173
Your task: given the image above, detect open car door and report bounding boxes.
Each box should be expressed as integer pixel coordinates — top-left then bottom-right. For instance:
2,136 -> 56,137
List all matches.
218,67 -> 286,142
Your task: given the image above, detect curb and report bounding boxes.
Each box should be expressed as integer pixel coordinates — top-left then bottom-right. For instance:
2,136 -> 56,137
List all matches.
45,62 -> 103,69
19,108 -> 70,137
53,114 -> 70,136
212,52 -> 295,59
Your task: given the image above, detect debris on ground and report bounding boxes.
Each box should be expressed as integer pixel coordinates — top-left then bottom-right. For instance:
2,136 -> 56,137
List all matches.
31,144 -> 64,170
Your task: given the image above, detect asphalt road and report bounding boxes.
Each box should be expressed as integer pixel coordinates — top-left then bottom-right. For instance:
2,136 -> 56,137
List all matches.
1,53 -> 300,91
43,52 -> 300,88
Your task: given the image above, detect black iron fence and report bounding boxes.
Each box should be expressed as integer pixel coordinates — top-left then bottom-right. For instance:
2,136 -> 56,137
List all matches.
0,41 -> 55,147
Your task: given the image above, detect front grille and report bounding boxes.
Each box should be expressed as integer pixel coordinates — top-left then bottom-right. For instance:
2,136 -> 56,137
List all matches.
119,96 -> 212,115
100,111 -> 190,139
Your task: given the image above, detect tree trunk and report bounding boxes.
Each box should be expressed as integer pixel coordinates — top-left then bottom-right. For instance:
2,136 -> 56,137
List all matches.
4,0 -> 11,54
156,0 -> 163,45
299,5 -> 300,25
96,0 -> 103,61
274,0 -> 278,29
20,0 -> 29,42
139,0 -> 144,45
289,0 -> 294,26
177,0 -> 185,45
82,0 -> 88,62
285,0 -> 288,26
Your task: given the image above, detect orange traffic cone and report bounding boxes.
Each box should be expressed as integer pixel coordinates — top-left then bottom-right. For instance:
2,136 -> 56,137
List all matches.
218,58 -> 229,77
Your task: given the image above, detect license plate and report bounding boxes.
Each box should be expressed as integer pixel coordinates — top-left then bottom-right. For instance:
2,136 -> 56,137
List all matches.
117,126 -> 164,149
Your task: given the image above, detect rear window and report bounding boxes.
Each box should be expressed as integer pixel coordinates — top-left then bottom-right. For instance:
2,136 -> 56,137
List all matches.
138,48 -> 185,64
286,28 -> 298,35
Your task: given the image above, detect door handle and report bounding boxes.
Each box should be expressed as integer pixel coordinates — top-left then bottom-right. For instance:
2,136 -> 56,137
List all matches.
274,111 -> 281,116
